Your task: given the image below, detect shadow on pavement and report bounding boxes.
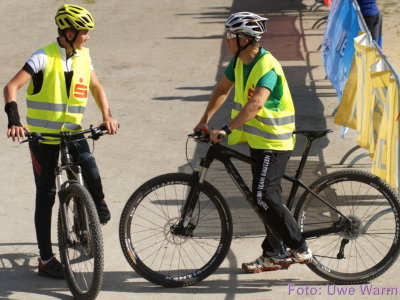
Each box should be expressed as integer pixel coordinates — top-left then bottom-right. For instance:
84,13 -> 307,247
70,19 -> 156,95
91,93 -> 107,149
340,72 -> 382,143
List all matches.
0,243 -> 72,300
104,250 -> 326,296
0,242 -> 327,299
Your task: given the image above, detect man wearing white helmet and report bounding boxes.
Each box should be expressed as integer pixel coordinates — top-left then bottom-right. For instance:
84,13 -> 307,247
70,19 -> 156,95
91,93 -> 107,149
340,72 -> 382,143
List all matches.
194,12 -> 312,273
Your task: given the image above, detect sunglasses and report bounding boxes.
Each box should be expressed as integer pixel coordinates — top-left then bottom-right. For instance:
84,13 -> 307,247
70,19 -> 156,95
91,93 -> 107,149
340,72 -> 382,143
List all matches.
225,32 -> 237,39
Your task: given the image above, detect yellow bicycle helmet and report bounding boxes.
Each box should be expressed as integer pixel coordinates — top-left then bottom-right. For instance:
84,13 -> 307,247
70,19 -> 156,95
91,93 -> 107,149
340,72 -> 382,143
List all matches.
55,4 -> 94,31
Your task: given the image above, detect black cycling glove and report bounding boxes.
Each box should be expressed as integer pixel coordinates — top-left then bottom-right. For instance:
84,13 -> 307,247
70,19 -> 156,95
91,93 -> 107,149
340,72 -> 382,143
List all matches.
4,101 -> 22,128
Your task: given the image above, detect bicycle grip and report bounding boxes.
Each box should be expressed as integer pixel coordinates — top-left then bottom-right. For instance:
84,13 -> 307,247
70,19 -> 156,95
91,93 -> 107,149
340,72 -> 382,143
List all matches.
99,124 -> 107,131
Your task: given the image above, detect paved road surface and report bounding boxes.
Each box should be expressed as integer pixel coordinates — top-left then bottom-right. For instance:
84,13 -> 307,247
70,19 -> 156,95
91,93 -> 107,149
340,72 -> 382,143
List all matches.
0,0 -> 398,299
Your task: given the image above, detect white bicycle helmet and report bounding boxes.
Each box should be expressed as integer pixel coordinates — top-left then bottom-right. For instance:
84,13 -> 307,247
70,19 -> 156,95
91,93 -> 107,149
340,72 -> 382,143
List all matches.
225,12 -> 268,41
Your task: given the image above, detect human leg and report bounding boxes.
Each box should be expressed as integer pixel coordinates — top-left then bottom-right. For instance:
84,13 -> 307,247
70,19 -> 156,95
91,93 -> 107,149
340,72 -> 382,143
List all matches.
29,143 -> 64,279
243,149 -> 304,272
252,149 -> 306,249
249,149 -> 281,257
363,13 -> 383,47
70,138 -> 110,224
29,143 -> 59,261
250,149 -> 306,251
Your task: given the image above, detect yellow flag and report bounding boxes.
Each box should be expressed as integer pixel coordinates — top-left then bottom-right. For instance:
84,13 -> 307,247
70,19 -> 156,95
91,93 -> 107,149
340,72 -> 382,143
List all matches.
369,70 -> 391,156
353,41 -> 380,152
334,59 -> 358,129
371,76 -> 399,189
333,32 -> 399,190
334,32 -> 380,134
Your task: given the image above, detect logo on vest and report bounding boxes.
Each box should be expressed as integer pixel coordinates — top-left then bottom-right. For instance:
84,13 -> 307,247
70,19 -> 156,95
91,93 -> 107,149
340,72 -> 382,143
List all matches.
73,78 -> 88,99
248,84 -> 255,101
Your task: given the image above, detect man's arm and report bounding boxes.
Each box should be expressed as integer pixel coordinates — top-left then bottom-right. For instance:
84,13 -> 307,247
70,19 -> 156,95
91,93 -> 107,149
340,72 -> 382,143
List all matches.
210,86 -> 271,143
89,70 -> 119,134
194,75 -> 234,131
228,86 -> 270,130
3,69 -> 32,142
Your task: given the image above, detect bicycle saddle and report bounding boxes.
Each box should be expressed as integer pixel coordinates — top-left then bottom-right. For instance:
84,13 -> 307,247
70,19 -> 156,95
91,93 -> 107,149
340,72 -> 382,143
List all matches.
293,129 -> 332,139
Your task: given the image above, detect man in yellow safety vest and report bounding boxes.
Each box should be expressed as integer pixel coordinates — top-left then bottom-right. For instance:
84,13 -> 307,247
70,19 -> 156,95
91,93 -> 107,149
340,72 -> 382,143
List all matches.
194,12 -> 312,273
3,4 -> 119,279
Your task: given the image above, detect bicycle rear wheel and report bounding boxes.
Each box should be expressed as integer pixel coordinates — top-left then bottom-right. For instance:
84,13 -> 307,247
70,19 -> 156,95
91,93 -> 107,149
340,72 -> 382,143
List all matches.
119,173 -> 233,287
294,169 -> 400,284
58,183 -> 104,300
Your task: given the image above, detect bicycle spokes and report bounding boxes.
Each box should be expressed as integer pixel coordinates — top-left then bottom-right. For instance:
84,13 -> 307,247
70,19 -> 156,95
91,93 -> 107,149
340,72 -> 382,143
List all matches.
296,170 -> 400,283
119,173 -> 232,287
61,193 -> 95,291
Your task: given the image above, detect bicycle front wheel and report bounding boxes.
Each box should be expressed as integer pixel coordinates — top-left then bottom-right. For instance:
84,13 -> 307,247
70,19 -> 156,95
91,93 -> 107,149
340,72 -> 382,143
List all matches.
294,169 -> 400,284
119,173 -> 233,287
58,183 -> 104,300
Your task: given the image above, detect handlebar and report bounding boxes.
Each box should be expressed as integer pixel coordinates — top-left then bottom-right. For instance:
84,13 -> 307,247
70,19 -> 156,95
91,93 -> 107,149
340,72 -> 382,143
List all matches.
188,129 -> 212,143
188,129 -> 227,143
188,129 -> 332,144
22,125 -> 108,144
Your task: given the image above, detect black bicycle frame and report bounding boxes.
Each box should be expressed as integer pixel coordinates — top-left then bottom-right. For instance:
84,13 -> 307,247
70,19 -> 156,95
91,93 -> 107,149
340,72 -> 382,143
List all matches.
181,137 -> 351,239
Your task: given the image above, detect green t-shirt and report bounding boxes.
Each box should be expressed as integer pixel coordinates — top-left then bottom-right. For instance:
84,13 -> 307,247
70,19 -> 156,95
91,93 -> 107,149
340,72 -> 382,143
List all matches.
224,48 -> 282,110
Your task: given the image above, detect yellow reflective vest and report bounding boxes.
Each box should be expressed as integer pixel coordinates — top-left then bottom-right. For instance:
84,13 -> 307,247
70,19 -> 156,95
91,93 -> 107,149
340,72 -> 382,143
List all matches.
26,41 -> 91,143
228,52 -> 295,150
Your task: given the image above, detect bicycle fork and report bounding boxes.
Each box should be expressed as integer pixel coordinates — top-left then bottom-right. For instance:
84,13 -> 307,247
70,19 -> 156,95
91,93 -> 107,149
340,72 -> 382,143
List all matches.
57,165 -> 88,247
57,166 -> 72,242
172,165 -> 209,237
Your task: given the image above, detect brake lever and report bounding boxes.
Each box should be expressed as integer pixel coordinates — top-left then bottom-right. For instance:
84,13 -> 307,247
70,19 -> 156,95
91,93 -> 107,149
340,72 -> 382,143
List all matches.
89,126 -> 106,141
20,138 -> 44,146
19,132 -> 44,145
189,129 -> 211,143
188,129 -> 204,138
19,138 -> 30,144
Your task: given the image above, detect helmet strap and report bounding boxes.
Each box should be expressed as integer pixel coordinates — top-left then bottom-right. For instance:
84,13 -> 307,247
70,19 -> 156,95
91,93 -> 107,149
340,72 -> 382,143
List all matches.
62,29 -> 79,59
233,33 -> 253,69
68,31 -> 80,59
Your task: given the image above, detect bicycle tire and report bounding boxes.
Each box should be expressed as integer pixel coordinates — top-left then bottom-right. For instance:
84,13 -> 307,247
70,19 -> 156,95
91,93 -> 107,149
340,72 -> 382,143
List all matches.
294,169 -> 400,284
58,183 -> 104,300
119,173 -> 233,287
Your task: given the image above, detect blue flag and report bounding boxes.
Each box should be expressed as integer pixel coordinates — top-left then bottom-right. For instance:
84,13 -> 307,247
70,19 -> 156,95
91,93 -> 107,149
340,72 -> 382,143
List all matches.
322,0 -> 362,99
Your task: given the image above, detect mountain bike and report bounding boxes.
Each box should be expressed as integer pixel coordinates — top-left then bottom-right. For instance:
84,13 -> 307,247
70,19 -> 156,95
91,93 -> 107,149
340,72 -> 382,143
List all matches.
119,129 -> 400,287
24,126 -> 106,300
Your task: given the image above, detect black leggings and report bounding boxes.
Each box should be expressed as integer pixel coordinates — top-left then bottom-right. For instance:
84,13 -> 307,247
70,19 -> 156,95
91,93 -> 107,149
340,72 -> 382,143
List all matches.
250,148 -> 306,256
29,138 -> 104,260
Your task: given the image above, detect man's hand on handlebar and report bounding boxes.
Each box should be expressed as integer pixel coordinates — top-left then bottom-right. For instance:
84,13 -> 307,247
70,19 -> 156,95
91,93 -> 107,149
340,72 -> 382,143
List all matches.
191,123 -> 228,144
7,122 -> 29,143
193,122 -> 208,134
100,117 -> 120,135
210,129 -> 226,144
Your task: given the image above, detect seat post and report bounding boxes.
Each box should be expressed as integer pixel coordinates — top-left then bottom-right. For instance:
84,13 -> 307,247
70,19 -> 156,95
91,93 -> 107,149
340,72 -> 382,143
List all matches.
294,136 -> 315,180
